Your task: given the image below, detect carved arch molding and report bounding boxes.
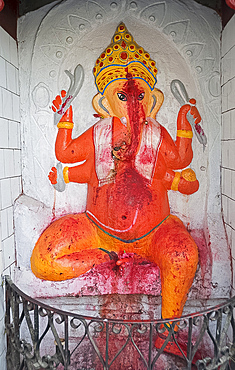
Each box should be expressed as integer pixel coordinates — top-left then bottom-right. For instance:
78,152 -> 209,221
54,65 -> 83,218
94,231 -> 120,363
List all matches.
32,0 -> 220,112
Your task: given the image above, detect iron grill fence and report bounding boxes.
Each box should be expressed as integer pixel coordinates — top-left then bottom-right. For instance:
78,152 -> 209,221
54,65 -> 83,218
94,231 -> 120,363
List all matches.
5,275 -> 235,369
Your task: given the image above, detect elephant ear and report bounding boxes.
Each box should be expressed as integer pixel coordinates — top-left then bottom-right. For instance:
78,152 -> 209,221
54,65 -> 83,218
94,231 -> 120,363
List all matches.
92,93 -> 112,118
147,88 -> 164,119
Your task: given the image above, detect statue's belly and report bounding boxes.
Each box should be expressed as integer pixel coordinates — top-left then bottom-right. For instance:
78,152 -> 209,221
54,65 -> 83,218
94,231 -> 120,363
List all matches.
87,176 -> 170,240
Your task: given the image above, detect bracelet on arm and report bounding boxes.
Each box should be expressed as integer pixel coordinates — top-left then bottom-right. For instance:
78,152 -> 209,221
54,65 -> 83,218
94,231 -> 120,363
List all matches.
63,166 -> 70,184
177,129 -> 193,139
171,172 -> 181,191
57,121 -> 74,129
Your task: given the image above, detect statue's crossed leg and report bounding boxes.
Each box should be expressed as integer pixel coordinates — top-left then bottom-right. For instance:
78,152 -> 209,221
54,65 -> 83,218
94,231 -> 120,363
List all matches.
31,213 -> 198,320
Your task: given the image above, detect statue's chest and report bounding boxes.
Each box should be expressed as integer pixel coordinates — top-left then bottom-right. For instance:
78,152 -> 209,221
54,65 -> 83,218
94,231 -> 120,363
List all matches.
93,117 -> 162,186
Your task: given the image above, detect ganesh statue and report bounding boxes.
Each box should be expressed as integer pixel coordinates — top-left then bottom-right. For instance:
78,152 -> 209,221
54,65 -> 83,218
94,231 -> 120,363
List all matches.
31,23 -> 201,324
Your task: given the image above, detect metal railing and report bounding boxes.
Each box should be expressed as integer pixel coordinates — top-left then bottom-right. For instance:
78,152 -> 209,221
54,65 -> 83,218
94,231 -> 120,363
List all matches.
5,275 -> 235,369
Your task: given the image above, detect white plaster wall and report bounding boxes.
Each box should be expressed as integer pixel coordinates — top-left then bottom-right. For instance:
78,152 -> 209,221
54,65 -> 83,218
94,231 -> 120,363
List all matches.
221,14 -> 235,295
15,0 -> 231,300
0,25 -> 22,370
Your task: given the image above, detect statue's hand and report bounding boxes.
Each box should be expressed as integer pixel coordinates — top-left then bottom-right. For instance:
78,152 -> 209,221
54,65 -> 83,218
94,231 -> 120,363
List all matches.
116,252 -> 135,274
48,167 -> 57,184
48,163 -> 66,192
178,99 -> 201,131
52,90 -> 73,123
179,100 -> 201,122
187,99 -> 201,124
178,168 -> 199,195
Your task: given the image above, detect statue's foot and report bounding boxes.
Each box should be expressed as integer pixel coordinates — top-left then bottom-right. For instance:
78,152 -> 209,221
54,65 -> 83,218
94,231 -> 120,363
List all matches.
99,250 -> 142,275
115,251 -> 136,274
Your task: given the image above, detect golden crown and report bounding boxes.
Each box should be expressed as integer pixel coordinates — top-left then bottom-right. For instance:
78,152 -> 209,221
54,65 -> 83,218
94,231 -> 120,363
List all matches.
93,23 -> 158,94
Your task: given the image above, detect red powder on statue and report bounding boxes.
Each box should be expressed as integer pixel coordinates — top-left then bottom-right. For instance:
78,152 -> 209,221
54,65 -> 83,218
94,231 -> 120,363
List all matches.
121,77 -> 145,160
113,165 -> 152,210
112,77 -> 152,209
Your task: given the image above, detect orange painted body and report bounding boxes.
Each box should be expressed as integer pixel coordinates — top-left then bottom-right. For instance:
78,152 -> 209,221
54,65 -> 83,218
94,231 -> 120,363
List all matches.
32,74 -> 200,320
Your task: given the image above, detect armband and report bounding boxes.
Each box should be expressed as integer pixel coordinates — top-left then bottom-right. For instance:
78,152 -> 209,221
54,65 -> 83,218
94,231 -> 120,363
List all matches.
171,172 -> 181,191
63,166 -> 70,184
57,121 -> 74,129
177,130 -> 193,139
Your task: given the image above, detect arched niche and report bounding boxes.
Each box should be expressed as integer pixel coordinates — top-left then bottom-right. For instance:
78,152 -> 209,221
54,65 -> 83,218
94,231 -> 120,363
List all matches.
15,0 -> 230,304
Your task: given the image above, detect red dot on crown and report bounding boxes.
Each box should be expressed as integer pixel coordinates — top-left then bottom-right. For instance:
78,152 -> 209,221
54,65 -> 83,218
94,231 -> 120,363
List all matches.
121,52 -> 128,60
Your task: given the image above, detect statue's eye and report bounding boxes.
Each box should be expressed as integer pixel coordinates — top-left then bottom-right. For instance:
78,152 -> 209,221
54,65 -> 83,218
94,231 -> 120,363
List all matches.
138,92 -> 145,101
117,92 -> 127,101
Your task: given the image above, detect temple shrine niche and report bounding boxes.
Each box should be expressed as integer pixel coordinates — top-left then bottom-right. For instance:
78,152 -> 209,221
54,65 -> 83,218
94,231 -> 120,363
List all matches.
14,0 -> 230,347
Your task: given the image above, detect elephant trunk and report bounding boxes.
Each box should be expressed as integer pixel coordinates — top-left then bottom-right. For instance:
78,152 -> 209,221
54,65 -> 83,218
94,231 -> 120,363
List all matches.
121,75 -> 145,161
111,75 -> 152,209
